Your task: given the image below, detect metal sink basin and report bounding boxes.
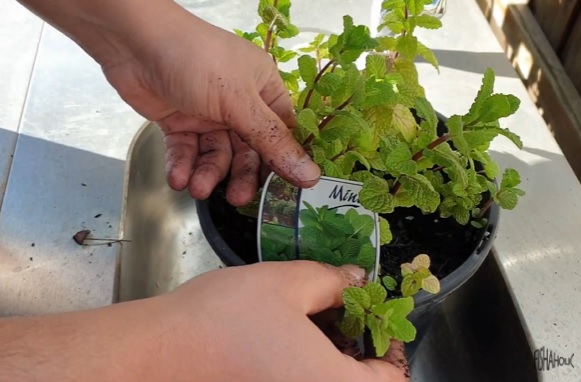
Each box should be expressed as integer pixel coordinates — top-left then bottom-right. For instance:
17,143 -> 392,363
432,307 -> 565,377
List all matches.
120,122 -> 538,381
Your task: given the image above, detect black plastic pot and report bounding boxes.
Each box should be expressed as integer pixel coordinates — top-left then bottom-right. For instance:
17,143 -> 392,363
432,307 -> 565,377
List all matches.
195,113 -> 501,361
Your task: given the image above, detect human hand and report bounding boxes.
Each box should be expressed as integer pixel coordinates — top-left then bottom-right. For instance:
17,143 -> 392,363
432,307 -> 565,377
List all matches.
155,261 -> 409,381
98,1 -> 319,206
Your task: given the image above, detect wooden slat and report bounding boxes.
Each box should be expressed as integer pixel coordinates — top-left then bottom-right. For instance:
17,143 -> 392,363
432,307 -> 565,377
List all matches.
475,0 -> 581,182
528,0 -> 580,52
562,16 -> 581,95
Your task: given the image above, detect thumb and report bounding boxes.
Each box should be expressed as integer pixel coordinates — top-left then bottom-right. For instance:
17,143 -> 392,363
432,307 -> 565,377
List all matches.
223,91 -> 320,188
274,261 -> 368,315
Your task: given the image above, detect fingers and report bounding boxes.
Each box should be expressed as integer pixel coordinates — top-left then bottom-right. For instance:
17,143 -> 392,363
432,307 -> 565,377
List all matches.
226,131 -> 261,206
188,130 -> 232,199
163,131 -> 199,191
272,261 -> 367,315
361,341 -> 410,381
223,91 -> 320,189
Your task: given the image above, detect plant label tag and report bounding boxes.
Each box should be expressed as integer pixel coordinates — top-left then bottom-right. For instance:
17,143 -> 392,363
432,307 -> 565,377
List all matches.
257,172 -> 381,281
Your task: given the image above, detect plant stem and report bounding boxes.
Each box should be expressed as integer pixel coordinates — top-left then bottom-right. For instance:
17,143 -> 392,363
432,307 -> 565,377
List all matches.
330,145 -> 355,161
477,198 -> 494,219
302,59 -> 335,109
263,0 -> 279,54
303,97 -> 352,146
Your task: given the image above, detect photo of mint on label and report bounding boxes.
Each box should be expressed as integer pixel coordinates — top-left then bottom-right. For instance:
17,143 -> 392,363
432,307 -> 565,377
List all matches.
257,173 -> 380,280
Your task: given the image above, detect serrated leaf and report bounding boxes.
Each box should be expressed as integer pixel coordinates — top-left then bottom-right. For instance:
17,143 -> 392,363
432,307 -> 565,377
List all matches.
339,313 -> 365,338
366,54 -> 387,78
320,114 -> 361,145
371,322 -> 391,357
383,296 -> 414,316
358,81 -> 398,109
401,262 -> 415,276
422,275 -> 441,294
382,275 -> 398,291
360,176 -> 396,213
357,242 -> 377,271
413,14 -> 443,29
496,188 -> 521,210
375,36 -> 397,51
379,10 -> 406,34
396,35 -> 418,60
296,108 -> 319,142
316,72 -> 343,96
279,70 -> 299,93
412,254 -> 430,268
452,206 -> 470,225
311,145 -> 326,164
446,115 -> 469,155
388,315 -> 417,342
391,104 -> 418,142
323,159 -> 344,178
464,67 -> 495,124
345,209 -> 375,237
343,287 -> 371,317
423,144 -> 469,188
298,55 -> 318,85
500,168 -> 521,189
414,97 -> 438,130
478,94 -> 521,123
378,216 -> 393,245
398,174 -> 440,213
417,41 -> 439,71
365,282 -> 388,305
405,0 -> 433,15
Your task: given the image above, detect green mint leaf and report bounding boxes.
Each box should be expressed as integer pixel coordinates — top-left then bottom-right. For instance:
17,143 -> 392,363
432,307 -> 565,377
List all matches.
278,23 -> 299,38
396,35 -> 418,60
324,139 -> 343,159
271,47 -> 298,63
275,0 -> 291,17
414,97 -> 438,131
401,274 -> 422,297
339,313 -> 365,338
360,176 -> 396,213
296,108 -> 319,143
391,104 -> 418,142
379,9 -> 406,34
380,139 -> 417,176
423,143 -> 469,188
398,174 -> 441,213
388,315 -> 417,342
323,159 -> 345,178
378,216 -> 393,245
478,94 -> 521,123
311,145 -> 326,165
405,0 -> 433,15
382,276 -> 398,291
464,67 -> 495,124
342,287 -> 371,317
463,129 -> 499,150
446,115 -> 469,155
382,0 -> 405,10
320,114 -> 365,146
500,168 -> 521,189
413,14 -> 443,29
279,70 -> 299,93
357,242 -> 377,271
350,170 -> 376,183
298,55 -> 318,85
357,81 -> 398,109
258,0 -> 274,17
494,126 -> 523,149
496,188 -> 521,210
375,36 -> 397,52
364,105 -> 394,142
342,151 -> 371,173
417,41 -> 439,71
316,72 -> 343,97
366,54 -> 387,78
452,206 -> 470,225
383,296 -> 414,316
371,322 -> 391,357
365,281 -> 388,305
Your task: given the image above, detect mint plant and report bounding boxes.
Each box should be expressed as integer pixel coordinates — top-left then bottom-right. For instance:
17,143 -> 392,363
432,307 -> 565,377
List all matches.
235,0 -> 526,359
298,202 -> 378,272
236,0 -> 525,239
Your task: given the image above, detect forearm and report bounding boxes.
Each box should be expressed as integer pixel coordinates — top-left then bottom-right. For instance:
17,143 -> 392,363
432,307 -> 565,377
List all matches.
15,0 -> 200,68
0,297 -> 170,381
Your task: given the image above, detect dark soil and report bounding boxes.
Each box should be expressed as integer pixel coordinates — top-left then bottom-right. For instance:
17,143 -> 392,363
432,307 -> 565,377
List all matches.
205,182 -> 487,283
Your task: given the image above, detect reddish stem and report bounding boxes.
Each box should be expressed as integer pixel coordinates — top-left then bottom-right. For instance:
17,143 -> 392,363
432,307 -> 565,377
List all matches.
303,60 -> 335,109
477,198 -> 494,219
303,97 -> 352,145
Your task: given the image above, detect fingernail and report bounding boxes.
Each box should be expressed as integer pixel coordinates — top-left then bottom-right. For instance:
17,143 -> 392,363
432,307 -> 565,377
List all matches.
338,264 -> 368,287
289,156 -> 320,186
